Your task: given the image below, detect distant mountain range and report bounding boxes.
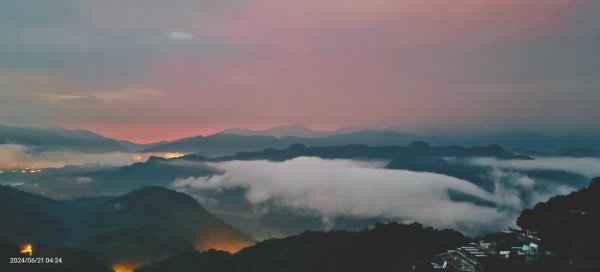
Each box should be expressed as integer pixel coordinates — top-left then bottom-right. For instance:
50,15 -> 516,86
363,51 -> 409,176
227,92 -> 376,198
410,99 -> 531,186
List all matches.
219,126 -> 600,152
219,124 -> 386,138
215,141 -> 530,162
4,141 -> 590,241
0,186 -> 255,270
220,124 -> 340,138
2,124 -> 600,156
460,132 -> 600,153
121,127 -> 600,156
10,155 -> 217,199
141,130 -> 451,157
0,124 -> 144,153
212,142 -> 591,193
8,141 -> 541,200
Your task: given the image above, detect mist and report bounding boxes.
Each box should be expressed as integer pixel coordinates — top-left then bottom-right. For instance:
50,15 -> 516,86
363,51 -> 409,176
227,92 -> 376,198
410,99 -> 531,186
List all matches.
470,157 -> 600,179
171,157 -> 545,235
0,144 -> 150,169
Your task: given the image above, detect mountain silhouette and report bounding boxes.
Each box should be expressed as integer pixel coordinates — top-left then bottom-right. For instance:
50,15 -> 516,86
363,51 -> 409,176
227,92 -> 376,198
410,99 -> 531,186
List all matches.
142,131 -> 450,157
0,186 -> 255,269
0,124 -> 143,153
138,223 -> 469,272
517,178 -> 600,264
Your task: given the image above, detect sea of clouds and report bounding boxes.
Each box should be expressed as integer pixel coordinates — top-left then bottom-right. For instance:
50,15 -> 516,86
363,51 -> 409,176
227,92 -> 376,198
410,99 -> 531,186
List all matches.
171,157 -> 581,235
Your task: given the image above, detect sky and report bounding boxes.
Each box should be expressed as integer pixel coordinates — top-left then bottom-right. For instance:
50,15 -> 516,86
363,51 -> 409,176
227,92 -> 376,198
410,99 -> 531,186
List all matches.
0,0 -> 599,143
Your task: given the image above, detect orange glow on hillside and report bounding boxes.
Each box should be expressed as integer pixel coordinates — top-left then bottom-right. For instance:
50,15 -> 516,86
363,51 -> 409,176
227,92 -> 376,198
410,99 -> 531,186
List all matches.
20,244 -> 33,256
112,260 -> 141,272
195,237 -> 255,254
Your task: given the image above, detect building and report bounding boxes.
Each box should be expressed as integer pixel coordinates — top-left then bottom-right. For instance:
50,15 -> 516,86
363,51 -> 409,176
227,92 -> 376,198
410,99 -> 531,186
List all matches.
431,229 -> 546,271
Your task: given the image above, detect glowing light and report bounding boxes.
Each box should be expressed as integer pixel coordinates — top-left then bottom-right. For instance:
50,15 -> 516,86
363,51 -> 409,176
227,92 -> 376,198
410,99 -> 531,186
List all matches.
20,244 -> 33,256
163,152 -> 186,159
8,168 -> 42,174
112,260 -> 141,272
134,155 -> 143,161
195,238 -> 255,254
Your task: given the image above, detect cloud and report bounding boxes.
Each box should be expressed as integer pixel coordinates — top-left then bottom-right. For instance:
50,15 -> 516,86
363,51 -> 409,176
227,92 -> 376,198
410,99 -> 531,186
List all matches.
172,157 -> 520,235
487,168 -> 574,210
0,144 -> 150,169
76,176 -> 94,184
471,157 -> 600,179
167,31 -> 194,40
39,88 -> 163,103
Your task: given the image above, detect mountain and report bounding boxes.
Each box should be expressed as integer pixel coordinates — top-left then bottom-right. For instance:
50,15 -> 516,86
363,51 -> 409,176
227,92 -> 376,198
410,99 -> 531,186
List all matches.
0,124 -> 145,153
218,128 -> 600,154
136,178 -> 600,272
142,130 -> 450,157
12,142 -> 534,200
13,155 -> 216,199
216,141 -> 535,191
470,178 -> 600,272
461,132 -> 600,152
4,124 -> 600,155
137,223 -> 470,272
219,124 -> 406,138
8,142 -> 588,241
84,187 -> 255,265
0,186 -> 255,270
220,124 -> 334,138
216,141 -> 530,162
141,134 -> 294,157
517,177 -> 600,265
300,130 -> 450,147
0,183 -> 69,245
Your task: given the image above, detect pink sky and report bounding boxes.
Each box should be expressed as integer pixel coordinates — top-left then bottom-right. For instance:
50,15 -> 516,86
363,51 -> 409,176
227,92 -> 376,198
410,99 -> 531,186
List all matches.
0,0 -> 599,143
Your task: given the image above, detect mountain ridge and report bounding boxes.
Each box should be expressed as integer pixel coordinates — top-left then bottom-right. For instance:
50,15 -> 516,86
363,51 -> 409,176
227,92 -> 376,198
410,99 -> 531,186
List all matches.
0,185 -> 255,269
0,124 -> 145,153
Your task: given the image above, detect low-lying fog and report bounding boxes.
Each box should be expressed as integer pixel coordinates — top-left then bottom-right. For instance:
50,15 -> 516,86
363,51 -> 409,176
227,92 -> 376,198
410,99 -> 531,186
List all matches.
2,142 -> 597,237
0,144 -> 179,169
172,157 -> 581,236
